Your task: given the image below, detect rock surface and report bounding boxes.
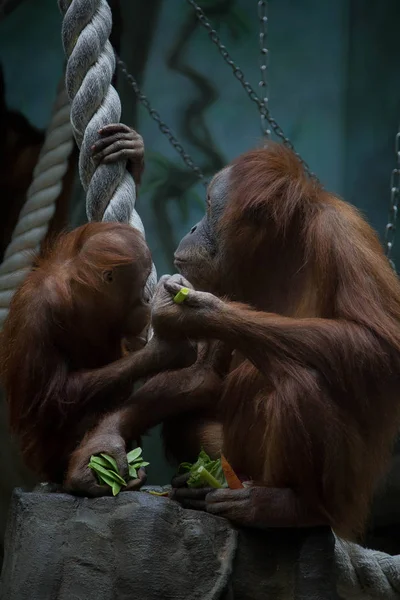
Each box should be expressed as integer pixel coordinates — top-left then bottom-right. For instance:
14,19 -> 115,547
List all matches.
0,488 -> 236,600
2,488 -> 400,600
1,488 -> 337,600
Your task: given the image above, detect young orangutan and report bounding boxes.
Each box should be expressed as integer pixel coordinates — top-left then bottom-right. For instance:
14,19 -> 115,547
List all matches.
65,141 -> 400,544
0,124 -> 193,490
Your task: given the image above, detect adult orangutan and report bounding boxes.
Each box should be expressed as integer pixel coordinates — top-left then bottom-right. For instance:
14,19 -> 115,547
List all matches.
0,124 -> 192,486
67,141 -> 400,541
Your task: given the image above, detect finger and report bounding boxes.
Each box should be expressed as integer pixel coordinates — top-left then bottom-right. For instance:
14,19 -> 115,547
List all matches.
92,132 -> 136,155
206,500 -> 248,518
171,472 -> 190,488
125,468 -> 147,491
99,123 -> 137,135
168,273 -> 192,287
93,142 -> 140,163
205,488 -> 250,503
86,483 -> 114,498
206,500 -> 231,515
102,149 -> 143,165
125,479 -> 142,491
167,274 -> 195,290
157,274 -> 171,289
207,499 -> 254,526
180,499 -> 207,511
138,467 -> 147,484
164,281 -> 205,308
164,281 -> 184,297
112,450 -> 129,481
171,487 -> 213,501
153,276 -> 172,303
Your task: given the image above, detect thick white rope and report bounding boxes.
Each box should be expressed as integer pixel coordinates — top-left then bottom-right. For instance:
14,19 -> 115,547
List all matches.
58,0 -> 157,300
336,538 -> 400,599
0,81 -> 74,328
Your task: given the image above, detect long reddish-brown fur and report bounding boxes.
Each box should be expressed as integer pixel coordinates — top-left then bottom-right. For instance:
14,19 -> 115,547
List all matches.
0,222 -> 151,482
215,144 -> 400,537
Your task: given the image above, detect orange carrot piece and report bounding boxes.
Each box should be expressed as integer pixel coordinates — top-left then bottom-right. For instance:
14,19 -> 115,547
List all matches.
221,454 -> 243,489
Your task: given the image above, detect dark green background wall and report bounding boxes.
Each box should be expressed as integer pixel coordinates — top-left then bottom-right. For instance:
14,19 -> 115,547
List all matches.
0,0 -> 399,518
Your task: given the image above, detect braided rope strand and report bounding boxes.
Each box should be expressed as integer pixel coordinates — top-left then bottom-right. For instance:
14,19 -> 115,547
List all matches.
0,82 -> 74,328
58,0 -> 157,295
335,538 -> 400,598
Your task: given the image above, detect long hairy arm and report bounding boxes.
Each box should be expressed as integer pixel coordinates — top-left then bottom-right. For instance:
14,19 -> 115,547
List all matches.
185,305 -> 391,387
153,281 -> 396,396
79,361 -> 222,447
65,337 -> 195,413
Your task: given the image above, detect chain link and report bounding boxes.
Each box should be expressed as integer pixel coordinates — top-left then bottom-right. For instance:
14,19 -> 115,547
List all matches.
115,53 -> 206,185
258,0 -> 271,138
186,0 -> 316,180
384,128 -> 400,270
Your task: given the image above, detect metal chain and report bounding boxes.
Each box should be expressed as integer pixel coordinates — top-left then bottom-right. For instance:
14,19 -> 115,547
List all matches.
258,0 -> 271,138
115,53 -> 206,185
384,127 -> 400,271
185,0 -> 316,179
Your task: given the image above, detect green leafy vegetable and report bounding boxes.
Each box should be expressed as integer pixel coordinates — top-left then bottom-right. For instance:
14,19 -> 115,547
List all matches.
127,447 -> 150,475
95,471 -> 119,488
87,447 -> 150,496
88,460 -> 127,486
127,448 -> 142,464
112,482 -> 122,496
100,453 -> 118,472
180,449 -> 228,489
196,466 -> 224,489
90,456 -> 110,468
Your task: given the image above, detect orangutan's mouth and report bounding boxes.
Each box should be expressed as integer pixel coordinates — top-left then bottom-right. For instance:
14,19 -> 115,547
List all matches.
174,257 -> 188,270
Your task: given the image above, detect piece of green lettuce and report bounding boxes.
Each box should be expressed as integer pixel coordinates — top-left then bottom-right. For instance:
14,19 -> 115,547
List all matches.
180,449 -> 228,489
88,447 -> 149,496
